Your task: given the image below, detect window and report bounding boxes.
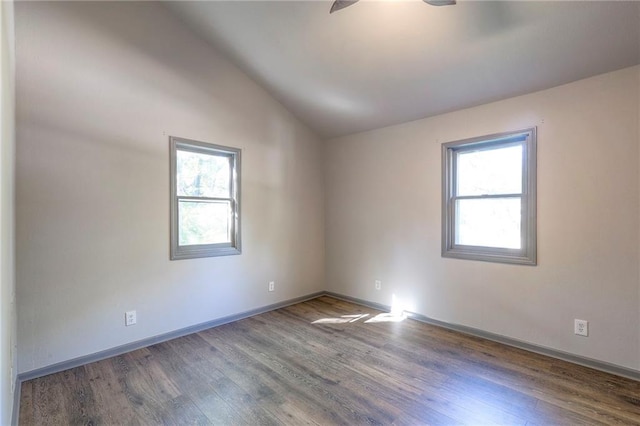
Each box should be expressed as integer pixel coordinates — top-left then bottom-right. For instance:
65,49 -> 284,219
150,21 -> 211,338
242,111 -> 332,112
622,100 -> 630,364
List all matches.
442,128 -> 536,265
170,137 -> 241,260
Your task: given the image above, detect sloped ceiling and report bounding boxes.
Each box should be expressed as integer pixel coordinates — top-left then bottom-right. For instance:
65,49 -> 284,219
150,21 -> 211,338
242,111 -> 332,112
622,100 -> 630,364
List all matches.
166,1 -> 640,139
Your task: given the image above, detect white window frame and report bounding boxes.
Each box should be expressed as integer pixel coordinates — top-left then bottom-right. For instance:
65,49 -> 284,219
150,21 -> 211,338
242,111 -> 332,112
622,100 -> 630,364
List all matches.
442,128 -> 537,265
170,136 -> 241,260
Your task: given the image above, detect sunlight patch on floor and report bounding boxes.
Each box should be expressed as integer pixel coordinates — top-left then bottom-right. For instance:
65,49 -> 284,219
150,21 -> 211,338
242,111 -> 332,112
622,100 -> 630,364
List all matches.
312,311 -> 407,325
312,314 -> 370,324
364,312 -> 407,323
312,294 -> 416,325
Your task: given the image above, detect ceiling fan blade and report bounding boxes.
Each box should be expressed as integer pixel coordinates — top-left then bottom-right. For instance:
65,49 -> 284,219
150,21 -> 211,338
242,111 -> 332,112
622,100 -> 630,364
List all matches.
330,0 -> 359,14
423,0 -> 456,6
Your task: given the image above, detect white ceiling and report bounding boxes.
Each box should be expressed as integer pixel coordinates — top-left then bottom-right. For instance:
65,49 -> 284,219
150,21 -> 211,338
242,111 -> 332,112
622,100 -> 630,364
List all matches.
166,1 -> 640,139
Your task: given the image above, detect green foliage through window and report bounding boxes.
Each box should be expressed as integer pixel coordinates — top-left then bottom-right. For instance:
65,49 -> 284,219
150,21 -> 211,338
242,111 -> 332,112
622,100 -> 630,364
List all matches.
170,137 -> 241,260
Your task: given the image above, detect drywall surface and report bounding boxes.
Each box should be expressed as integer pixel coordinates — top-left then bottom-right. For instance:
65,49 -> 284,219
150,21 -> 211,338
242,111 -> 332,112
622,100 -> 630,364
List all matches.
1,0 -> 17,423
325,66 -> 640,371
16,2 -> 325,374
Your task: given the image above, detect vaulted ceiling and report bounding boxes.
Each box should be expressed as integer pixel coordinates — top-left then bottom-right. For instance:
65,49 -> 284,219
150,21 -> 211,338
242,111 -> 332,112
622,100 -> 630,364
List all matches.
166,1 -> 640,139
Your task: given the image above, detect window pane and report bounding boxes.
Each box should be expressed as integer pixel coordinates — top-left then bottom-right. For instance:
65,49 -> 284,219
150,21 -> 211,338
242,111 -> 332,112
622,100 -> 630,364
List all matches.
455,198 -> 521,249
457,144 -> 522,196
177,150 -> 230,198
178,200 -> 230,246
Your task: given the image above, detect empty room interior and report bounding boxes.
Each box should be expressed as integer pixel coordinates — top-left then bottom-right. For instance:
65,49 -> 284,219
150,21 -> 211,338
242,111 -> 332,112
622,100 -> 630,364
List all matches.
2,0 -> 640,424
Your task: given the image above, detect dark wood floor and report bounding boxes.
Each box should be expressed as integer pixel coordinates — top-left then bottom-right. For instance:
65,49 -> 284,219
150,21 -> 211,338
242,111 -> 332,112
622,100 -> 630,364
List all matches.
19,296 -> 640,425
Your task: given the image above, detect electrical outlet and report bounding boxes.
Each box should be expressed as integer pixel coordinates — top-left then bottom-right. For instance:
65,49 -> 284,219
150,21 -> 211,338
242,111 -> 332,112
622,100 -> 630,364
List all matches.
125,310 -> 137,326
375,280 -> 382,290
574,319 -> 588,337
268,281 -> 275,292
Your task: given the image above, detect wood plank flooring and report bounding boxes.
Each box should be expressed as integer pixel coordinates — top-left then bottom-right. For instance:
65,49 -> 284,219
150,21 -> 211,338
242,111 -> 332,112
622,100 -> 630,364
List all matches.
19,296 -> 640,425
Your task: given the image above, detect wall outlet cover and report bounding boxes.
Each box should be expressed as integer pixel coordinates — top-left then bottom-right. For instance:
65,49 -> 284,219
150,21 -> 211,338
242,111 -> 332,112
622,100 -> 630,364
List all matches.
125,310 -> 137,326
574,319 -> 588,337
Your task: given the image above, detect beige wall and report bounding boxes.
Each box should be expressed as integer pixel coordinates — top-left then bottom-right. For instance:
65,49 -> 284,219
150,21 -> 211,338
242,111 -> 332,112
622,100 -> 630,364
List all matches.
325,66 -> 640,371
15,2 -> 325,374
1,0 -> 17,423
14,1 -> 640,378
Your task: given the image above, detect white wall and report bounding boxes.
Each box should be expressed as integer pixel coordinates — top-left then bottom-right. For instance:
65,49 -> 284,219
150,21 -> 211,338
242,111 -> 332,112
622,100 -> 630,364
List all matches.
0,0 -> 17,423
15,2 -> 325,374
325,66 -> 640,371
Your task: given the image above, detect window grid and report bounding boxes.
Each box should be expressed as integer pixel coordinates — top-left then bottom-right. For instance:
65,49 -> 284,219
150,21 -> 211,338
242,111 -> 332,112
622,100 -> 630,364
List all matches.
170,137 -> 241,260
442,128 -> 536,265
